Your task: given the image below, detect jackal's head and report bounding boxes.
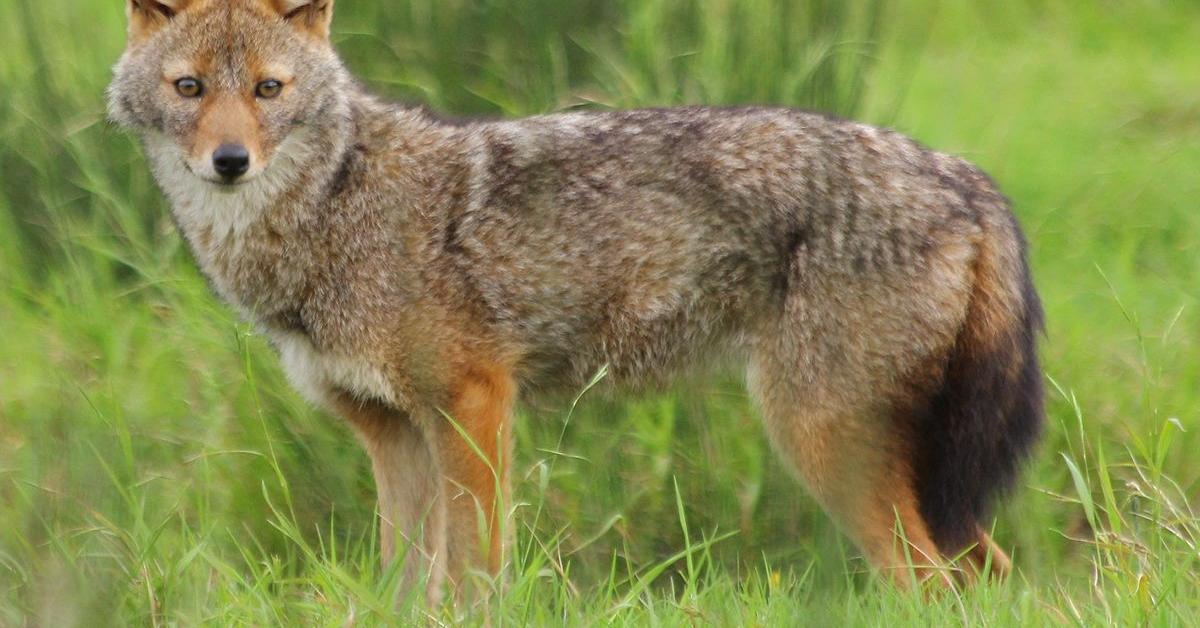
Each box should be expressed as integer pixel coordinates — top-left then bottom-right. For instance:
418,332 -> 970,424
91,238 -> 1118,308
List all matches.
108,0 -> 347,187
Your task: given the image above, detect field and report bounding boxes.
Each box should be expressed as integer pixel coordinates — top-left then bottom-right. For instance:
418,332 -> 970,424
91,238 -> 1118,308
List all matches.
2,1 -> 1199,624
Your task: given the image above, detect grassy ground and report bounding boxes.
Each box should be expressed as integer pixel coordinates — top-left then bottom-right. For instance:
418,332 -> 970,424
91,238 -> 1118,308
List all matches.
2,0 -> 1199,624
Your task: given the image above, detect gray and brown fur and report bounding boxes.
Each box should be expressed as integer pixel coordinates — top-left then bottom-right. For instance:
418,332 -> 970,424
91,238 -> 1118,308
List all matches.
109,0 -> 1043,602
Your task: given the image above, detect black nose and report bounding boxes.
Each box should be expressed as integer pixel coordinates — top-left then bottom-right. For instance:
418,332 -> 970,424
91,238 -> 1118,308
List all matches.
212,143 -> 250,180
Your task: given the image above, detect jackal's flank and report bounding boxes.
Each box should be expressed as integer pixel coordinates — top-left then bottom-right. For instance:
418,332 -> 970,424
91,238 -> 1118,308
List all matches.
109,0 -> 1044,601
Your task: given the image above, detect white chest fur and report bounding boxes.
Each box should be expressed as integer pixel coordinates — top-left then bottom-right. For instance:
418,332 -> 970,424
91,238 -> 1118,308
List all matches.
272,330 -> 400,408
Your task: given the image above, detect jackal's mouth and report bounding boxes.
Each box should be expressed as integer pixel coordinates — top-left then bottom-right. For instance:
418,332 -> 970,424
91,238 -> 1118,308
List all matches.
184,162 -> 257,188
211,178 -> 253,189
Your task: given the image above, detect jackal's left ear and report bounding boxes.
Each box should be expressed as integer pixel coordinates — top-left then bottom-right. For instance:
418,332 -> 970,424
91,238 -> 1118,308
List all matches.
125,0 -> 191,42
274,0 -> 335,40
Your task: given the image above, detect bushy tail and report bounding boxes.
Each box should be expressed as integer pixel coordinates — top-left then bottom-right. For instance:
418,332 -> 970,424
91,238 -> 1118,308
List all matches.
916,206 -> 1045,553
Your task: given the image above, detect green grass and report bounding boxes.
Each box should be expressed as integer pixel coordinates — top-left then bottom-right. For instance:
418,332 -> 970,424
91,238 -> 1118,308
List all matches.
2,0 -> 1200,624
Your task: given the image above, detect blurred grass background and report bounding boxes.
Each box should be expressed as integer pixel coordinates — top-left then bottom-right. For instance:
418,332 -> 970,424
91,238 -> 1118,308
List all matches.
2,0 -> 1200,624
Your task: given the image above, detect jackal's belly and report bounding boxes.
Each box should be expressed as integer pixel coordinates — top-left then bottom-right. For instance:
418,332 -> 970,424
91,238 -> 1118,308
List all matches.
513,272 -> 772,393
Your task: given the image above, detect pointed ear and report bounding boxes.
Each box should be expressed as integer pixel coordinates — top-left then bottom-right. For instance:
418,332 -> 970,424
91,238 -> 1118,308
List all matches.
125,0 -> 190,42
274,0 -> 335,40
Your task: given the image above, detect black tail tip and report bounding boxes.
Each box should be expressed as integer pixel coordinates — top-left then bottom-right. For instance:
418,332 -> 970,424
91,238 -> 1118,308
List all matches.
916,279 -> 1044,552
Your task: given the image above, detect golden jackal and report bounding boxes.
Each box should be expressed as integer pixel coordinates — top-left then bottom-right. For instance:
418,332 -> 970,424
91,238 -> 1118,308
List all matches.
109,0 -> 1043,602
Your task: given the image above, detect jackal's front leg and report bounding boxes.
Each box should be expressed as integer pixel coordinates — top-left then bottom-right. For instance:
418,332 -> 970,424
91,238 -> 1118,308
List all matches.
435,361 -> 515,597
335,395 -> 448,605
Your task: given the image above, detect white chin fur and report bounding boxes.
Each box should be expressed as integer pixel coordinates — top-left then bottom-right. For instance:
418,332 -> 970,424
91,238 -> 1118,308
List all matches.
144,128 -> 319,240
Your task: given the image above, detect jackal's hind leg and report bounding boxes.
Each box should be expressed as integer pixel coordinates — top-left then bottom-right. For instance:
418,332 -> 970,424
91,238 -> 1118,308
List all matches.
754,398 -> 954,589
961,524 -> 1012,581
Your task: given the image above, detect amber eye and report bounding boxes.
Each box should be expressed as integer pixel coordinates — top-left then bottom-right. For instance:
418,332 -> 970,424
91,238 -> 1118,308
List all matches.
174,77 -> 203,98
255,79 -> 283,99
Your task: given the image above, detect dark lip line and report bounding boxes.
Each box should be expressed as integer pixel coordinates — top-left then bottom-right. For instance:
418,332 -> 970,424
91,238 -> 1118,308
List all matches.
182,162 -> 253,188
212,179 -> 250,188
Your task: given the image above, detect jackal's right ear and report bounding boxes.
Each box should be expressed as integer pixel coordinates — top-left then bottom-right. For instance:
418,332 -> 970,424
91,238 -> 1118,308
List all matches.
125,0 -> 189,42
274,0 -> 335,40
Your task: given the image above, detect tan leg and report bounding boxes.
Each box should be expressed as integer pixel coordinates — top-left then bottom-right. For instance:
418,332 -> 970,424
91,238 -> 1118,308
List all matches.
334,395 -> 448,605
436,361 -> 515,596
962,524 -> 1012,581
752,390 -> 951,589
